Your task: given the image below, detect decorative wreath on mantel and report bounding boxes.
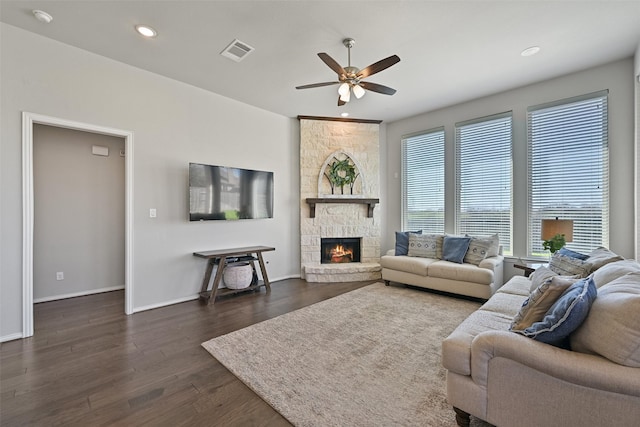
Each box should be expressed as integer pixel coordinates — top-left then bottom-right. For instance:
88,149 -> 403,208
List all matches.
326,158 -> 359,195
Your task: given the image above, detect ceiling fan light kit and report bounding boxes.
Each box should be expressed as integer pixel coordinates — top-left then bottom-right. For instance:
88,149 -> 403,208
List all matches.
296,37 -> 400,106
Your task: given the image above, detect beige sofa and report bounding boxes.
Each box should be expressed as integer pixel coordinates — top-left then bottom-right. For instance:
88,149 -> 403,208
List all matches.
381,249 -> 504,299
442,256 -> 640,427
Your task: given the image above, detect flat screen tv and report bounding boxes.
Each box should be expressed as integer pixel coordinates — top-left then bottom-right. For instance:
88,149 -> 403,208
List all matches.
189,162 -> 274,221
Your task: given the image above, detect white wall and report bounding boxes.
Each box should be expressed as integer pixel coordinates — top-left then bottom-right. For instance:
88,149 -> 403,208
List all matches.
33,125 -> 125,301
384,59 -> 636,262
1,23 -> 299,340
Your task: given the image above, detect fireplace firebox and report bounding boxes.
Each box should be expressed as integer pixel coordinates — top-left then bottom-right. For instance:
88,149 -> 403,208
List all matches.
321,237 -> 361,264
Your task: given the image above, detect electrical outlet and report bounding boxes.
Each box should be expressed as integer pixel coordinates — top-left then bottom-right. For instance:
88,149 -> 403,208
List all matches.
149,208 -> 157,218
56,272 -> 64,280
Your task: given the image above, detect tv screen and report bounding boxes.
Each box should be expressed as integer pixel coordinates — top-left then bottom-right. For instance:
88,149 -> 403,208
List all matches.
189,163 -> 274,221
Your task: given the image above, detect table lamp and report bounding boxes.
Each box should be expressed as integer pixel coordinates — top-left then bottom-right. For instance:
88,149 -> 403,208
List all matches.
541,217 -> 573,254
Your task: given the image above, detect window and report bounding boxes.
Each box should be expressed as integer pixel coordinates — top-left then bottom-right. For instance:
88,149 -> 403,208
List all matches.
401,129 -> 445,233
455,113 -> 512,254
527,91 -> 609,256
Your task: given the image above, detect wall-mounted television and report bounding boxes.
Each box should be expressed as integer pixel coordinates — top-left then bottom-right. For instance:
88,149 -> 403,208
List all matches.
189,162 -> 274,221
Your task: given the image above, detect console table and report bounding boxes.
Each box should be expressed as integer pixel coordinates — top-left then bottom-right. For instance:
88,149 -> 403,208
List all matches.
194,246 -> 275,304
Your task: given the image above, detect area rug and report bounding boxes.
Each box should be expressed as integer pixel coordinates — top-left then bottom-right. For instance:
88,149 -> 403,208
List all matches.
202,282 -> 491,426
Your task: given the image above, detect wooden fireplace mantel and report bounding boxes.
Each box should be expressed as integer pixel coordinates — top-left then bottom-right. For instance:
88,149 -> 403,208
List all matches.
305,198 -> 380,218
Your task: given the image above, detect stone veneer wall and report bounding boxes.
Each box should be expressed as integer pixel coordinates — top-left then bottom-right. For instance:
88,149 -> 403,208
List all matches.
300,118 -> 381,281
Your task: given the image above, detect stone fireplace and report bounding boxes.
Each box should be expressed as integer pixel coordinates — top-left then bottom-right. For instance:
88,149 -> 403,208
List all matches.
299,117 -> 382,282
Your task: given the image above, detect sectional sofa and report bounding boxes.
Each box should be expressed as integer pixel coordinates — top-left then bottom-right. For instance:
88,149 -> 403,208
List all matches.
442,248 -> 640,427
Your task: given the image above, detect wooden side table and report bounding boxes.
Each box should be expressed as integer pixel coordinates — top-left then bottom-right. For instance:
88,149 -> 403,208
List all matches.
514,263 -> 545,278
194,246 -> 275,304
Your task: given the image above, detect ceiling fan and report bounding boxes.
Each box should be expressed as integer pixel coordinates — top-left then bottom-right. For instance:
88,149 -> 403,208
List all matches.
296,38 -> 400,106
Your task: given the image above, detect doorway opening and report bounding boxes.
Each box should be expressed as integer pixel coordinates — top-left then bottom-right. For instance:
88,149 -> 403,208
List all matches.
22,112 -> 134,338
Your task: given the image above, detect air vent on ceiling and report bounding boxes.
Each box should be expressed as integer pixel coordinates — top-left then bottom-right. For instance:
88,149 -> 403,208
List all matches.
220,39 -> 255,62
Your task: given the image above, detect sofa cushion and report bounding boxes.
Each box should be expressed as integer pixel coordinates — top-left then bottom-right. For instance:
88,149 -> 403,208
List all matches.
479,292 -> 527,317
590,259 -> 640,288
380,255 -> 436,277
548,252 -> 589,277
510,276 -> 578,331
571,272 -> 640,367
394,230 -> 421,256
463,236 -> 492,266
584,246 -> 624,273
496,275 -> 531,297
407,233 -> 442,258
513,277 -> 597,347
442,307 -> 515,376
428,260 -> 494,285
442,236 -> 471,264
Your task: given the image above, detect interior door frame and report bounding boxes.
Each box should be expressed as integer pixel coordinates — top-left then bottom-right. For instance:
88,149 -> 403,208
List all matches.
22,112 -> 134,337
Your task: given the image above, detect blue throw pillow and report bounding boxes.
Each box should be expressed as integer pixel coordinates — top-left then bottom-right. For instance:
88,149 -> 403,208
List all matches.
395,230 -> 422,255
515,277 -> 597,348
558,247 -> 589,260
442,236 -> 471,264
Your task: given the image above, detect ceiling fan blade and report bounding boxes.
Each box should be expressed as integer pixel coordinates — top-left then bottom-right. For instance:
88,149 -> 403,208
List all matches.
359,81 -> 397,95
296,81 -> 340,90
338,96 -> 346,107
318,53 -> 346,76
357,55 -> 400,79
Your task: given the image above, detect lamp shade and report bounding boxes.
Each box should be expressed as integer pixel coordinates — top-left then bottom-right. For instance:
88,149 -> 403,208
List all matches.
541,219 -> 573,242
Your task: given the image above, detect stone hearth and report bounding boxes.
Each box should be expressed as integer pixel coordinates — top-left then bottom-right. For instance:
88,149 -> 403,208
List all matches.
299,118 -> 381,282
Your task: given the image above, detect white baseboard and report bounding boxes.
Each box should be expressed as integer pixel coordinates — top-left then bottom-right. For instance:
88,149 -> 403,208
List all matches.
33,285 -> 125,303
131,276 -> 302,313
0,332 -> 24,343
132,294 -> 200,313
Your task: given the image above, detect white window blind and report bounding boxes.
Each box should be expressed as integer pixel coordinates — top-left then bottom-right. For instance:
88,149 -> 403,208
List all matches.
455,113 -> 512,254
527,91 -> 609,256
401,129 -> 445,233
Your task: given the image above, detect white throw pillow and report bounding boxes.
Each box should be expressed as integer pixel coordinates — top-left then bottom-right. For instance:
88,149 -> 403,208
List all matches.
407,233 -> 443,259
466,233 -> 500,257
463,237 -> 492,266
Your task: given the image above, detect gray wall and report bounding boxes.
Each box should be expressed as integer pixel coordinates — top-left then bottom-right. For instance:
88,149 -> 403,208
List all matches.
384,59 -> 636,268
33,125 -> 125,301
1,23 -> 300,340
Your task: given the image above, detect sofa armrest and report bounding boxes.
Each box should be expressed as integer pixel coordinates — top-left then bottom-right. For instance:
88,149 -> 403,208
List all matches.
470,330 -> 640,397
478,255 -> 503,271
479,255 -> 504,288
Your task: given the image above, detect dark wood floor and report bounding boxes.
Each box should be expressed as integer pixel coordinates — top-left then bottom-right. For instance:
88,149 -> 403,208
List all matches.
0,279 -> 376,426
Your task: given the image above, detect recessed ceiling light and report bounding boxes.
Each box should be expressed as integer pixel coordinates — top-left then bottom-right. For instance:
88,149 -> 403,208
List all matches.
341,112 -> 349,117
521,46 -> 540,57
32,10 -> 53,24
135,25 -> 157,38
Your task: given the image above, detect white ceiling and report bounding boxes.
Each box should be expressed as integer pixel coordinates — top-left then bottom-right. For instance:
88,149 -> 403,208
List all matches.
1,1 -> 639,123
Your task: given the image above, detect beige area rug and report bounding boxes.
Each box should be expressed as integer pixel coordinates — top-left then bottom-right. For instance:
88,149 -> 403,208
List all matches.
202,283 -> 492,427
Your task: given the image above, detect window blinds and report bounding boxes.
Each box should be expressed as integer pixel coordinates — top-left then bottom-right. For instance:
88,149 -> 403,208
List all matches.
527,91 -> 609,256
455,113 -> 512,254
401,129 -> 445,233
